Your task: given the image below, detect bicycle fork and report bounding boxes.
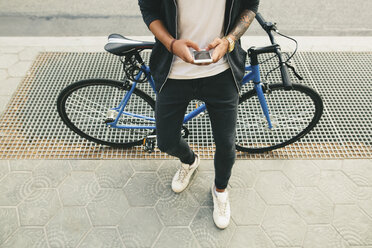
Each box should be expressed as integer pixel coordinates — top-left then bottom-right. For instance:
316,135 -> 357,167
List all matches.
251,65 -> 273,129
254,82 -> 273,129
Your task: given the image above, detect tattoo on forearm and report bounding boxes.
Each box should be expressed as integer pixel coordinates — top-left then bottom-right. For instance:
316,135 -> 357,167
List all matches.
230,10 -> 256,40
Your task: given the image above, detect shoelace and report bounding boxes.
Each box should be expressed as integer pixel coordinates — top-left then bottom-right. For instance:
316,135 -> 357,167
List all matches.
177,155 -> 197,182
178,165 -> 189,182
217,198 -> 227,216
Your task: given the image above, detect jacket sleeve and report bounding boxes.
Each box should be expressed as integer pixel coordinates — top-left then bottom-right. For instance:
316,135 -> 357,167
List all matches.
243,0 -> 259,13
138,0 -> 163,28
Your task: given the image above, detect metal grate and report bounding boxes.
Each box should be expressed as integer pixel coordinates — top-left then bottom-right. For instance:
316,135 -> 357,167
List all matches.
0,51 -> 371,159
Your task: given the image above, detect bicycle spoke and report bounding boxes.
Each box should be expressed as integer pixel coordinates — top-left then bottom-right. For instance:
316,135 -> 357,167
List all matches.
66,111 -> 103,122
72,93 -> 111,112
66,103 -> 106,118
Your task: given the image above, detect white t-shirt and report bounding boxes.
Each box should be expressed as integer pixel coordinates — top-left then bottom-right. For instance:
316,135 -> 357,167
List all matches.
168,0 -> 230,79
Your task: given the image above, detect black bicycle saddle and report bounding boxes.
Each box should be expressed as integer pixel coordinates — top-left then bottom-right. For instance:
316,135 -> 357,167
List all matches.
104,34 -> 155,56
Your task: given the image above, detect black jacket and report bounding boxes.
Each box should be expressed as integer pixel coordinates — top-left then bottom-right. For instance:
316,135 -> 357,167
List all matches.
138,0 -> 259,93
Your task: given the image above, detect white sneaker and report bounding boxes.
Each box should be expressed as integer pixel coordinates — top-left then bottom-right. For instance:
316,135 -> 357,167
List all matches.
211,184 -> 230,229
171,153 -> 200,193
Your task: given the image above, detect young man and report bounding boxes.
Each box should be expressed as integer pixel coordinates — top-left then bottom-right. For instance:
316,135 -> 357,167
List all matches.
138,0 -> 259,229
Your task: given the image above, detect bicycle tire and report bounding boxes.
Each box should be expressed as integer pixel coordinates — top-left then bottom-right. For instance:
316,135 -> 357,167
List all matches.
236,83 -> 323,153
57,78 -> 155,148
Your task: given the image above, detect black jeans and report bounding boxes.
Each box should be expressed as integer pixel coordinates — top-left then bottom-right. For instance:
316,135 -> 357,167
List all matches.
155,68 -> 239,189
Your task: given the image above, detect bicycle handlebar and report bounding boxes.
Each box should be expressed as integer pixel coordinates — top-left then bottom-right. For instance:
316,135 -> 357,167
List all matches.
255,12 -> 293,90
255,13 -> 267,30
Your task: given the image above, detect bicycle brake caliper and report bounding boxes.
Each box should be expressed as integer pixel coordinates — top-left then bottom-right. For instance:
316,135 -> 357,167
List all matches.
262,81 -> 272,94
143,135 -> 157,153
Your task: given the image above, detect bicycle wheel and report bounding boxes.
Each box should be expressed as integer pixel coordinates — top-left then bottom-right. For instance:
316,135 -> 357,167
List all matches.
57,78 -> 155,148
236,83 -> 323,153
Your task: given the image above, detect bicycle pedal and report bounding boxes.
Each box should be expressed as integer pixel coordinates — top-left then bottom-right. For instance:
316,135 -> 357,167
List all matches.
143,135 -> 156,153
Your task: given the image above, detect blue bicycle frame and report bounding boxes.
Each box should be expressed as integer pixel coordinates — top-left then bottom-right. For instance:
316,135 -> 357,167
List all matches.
106,63 -> 273,130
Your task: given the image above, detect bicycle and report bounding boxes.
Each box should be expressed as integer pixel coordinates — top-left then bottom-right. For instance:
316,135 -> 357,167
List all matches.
57,13 -> 323,154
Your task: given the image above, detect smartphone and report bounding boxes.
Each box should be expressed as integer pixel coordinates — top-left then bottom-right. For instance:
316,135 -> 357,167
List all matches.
193,50 -> 213,64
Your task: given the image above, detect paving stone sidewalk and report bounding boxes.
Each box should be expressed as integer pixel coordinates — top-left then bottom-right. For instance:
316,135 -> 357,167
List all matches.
0,159 -> 372,248
0,37 -> 372,247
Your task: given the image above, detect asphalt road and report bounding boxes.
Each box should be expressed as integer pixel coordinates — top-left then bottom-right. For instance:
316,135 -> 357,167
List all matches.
0,0 -> 370,36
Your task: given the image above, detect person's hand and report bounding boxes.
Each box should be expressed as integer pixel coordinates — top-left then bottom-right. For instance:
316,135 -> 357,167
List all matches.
170,39 -> 201,64
206,37 -> 229,63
